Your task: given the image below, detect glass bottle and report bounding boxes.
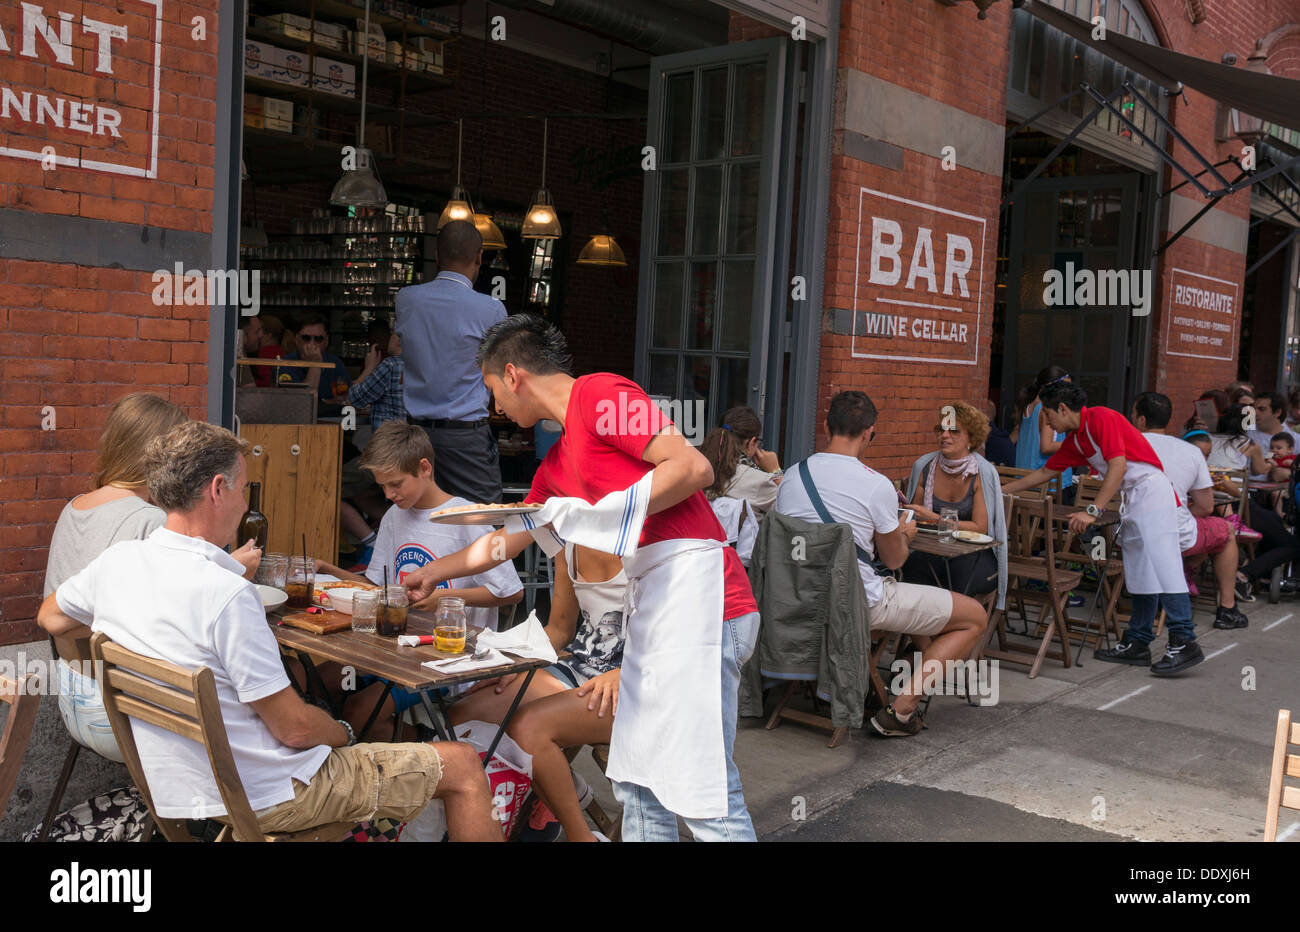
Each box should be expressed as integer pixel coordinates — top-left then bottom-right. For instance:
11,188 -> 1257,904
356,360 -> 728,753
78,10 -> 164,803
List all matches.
239,481 -> 269,550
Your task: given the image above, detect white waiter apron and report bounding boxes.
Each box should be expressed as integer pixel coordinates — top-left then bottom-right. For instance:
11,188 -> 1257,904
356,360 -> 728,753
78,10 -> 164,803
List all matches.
606,537 -> 727,819
1080,423 -> 1186,595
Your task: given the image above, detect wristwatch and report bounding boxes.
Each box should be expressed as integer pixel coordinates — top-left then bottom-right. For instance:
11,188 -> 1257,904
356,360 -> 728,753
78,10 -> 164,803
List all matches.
1085,504 -> 1101,517
336,718 -> 357,747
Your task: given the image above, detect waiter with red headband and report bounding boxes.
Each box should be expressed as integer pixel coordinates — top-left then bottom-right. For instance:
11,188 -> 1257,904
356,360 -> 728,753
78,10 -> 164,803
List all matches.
1004,381 -> 1204,676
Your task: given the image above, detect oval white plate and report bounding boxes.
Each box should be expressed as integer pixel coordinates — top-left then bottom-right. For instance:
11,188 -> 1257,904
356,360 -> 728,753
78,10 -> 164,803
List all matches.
257,585 -> 288,611
953,530 -> 994,544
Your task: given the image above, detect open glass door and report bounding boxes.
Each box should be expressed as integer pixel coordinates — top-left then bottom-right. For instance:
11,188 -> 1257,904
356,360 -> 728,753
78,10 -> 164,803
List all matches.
635,39 -> 786,430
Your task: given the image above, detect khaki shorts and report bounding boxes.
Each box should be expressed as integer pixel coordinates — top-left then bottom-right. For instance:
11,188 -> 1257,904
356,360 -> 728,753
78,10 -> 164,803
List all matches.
870,578 -> 954,637
255,742 -> 444,834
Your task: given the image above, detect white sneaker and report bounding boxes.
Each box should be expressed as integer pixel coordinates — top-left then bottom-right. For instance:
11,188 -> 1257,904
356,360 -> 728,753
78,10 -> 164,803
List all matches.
572,769 -> 594,809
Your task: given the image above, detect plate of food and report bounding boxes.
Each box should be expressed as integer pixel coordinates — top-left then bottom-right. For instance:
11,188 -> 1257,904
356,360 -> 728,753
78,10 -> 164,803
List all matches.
426,502 -> 545,525
953,530 -> 994,544
257,585 -> 288,611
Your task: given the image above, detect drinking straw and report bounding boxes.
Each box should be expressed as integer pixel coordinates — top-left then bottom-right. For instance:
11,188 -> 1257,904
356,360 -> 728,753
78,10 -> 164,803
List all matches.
301,534 -> 308,582
383,566 -> 389,609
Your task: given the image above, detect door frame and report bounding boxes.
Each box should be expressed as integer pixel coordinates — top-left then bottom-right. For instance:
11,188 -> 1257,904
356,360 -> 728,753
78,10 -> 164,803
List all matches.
633,37 -> 787,431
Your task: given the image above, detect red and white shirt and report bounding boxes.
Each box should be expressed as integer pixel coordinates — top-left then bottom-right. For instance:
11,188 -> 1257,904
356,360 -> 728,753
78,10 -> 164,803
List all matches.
1046,406 -> 1173,499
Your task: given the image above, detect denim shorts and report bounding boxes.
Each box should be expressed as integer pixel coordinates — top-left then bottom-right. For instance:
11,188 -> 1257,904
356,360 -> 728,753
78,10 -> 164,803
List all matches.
56,660 -> 125,763
542,662 -> 587,689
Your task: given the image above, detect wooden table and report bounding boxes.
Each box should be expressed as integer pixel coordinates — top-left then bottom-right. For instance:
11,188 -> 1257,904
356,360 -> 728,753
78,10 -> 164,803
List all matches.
269,605 -> 557,760
910,531 -> 997,593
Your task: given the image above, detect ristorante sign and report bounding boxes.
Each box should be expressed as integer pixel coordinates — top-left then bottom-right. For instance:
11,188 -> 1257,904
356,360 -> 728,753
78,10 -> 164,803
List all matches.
851,187 -> 987,365
1163,267 -> 1239,362
0,1 -> 163,177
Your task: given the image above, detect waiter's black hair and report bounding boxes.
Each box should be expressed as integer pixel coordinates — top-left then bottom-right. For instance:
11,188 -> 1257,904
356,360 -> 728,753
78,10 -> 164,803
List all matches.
1039,381 -> 1087,412
826,390 -> 877,437
477,313 -> 573,377
1134,391 -> 1173,429
438,219 -> 483,265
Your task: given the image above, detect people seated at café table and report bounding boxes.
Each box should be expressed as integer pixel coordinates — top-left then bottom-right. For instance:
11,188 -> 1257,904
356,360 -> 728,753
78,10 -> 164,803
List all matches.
37,420 -> 500,841
450,542 -> 628,842
276,313 -> 351,408
1130,392 -> 1248,631
901,401 -> 1005,599
774,390 -> 989,738
1015,366 -> 1075,503
313,421 -> 522,735
41,393 -> 198,764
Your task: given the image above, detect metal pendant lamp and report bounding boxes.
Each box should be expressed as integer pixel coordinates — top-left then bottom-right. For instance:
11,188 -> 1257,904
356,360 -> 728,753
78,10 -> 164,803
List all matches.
522,118 -> 562,240
438,119 -> 475,229
577,234 -> 627,267
329,0 -> 388,208
474,210 -> 508,250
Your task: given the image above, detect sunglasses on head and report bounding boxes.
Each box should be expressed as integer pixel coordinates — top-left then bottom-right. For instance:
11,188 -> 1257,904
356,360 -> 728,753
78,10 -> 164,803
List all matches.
299,334 -> 327,343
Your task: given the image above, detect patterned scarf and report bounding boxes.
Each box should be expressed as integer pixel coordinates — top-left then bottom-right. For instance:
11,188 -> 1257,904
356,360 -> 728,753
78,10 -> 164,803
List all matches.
923,452 -> 979,512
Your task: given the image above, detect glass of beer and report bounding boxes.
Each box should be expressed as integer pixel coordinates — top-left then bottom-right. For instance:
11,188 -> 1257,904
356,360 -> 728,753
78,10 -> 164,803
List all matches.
434,597 -> 467,654
286,557 -> 315,609
351,590 -> 379,634
377,586 -> 409,637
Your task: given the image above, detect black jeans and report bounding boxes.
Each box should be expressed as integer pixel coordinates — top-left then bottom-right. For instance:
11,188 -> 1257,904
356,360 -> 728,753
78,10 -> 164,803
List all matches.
421,423 -> 503,504
1241,502 -> 1300,580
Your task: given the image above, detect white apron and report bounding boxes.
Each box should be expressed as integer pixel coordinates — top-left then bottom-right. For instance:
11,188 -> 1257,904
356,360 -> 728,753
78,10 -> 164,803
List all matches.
606,538 -> 727,819
1080,423 -> 1187,595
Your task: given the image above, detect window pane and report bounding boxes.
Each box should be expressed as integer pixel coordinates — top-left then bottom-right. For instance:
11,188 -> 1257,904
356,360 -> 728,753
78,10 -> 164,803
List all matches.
686,355 -> 713,413
652,262 -> 685,349
647,354 -> 679,399
662,73 -> 693,164
726,163 -> 761,255
687,261 -> 717,350
1088,188 -> 1123,247
658,169 -> 689,255
716,356 -> 749,416
1017,312 -> 1046,369
1081,312 -> 1113,372
730,62 -> 767,158
697,67 -> 728,161
692,165 -> 723,256
719,259 -> 754,352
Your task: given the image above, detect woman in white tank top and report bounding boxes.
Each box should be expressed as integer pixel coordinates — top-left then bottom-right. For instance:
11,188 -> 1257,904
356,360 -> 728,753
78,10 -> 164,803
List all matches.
449,543 -> 627,841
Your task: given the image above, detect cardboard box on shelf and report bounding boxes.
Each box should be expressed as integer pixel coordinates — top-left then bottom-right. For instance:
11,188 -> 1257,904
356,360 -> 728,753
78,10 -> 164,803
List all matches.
386,41 -> 406,67
313,21 -> 347,41
244,92 -> 263,115
412,37 -> 445,74
313,29 -> 344,51
259,12 -> 313,42
243,40 -> 280,81
351,19 -> 386,63
277,48 -> 313,88
313,57 -> 357,98
262,97 -> 295,133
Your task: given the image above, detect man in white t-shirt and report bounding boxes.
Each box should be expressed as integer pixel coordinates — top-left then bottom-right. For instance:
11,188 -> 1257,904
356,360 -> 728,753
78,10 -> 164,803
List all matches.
1132,392 -> 1247,630
37,421 -> 499,841
1248,392 -> 1300,461
774,390 -> 988,738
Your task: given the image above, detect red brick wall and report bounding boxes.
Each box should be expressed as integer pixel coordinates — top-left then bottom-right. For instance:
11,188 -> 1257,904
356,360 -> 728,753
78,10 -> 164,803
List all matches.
819,0 -> 1011,475
0,0 -> 220,644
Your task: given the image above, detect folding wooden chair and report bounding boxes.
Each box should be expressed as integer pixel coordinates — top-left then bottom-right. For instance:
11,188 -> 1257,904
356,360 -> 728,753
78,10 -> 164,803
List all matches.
92,632 -> 353,842
1265,709 -> 1300,842
980,494 -> 1079,678
995,465 -> 1061,499
0,674 -> 39,820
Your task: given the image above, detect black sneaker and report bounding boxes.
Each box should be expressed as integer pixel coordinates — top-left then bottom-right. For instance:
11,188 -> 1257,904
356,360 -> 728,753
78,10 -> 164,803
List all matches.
869,704 -> 925,737
1093,638 -> 1151,665
1150,637 -> 1205,677
1212,605 -> 1249,629
1235,575 -> 1257,603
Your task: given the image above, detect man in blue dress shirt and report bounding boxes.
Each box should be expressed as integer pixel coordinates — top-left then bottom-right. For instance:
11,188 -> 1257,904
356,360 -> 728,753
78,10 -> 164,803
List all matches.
395,220 -> 506,503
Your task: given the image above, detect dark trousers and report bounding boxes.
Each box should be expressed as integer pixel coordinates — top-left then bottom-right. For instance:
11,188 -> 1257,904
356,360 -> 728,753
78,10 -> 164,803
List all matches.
1241,502 -> 1300,580
421,423 -> 502,504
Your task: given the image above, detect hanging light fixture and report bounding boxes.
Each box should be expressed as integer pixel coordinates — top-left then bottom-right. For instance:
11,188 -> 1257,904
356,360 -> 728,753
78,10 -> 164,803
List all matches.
437,119 -> 475,229
522,118 -> 562,240
473,210 -> 508,250
577,234 -> 627,267
330,0 -> 388,208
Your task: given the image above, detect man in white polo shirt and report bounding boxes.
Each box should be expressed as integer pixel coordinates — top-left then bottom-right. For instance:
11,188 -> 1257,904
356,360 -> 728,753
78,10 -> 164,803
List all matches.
37,420 -> 499,841
773,390 -> 988,738
1131,392 -> 1248,630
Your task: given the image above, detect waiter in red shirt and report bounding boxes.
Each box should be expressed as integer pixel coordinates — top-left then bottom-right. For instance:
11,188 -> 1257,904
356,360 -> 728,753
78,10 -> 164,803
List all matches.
404,315 -> 760,841
1003,381 -> 1204,676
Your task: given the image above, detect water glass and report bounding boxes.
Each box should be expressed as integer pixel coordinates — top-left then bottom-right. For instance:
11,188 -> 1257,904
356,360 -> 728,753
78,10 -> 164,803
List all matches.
352,590 -> 379,634
255,552 -> 289,588
939,508 -> 959,542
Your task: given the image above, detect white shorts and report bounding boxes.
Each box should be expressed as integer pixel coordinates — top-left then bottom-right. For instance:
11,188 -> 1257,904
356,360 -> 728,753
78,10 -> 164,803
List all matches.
869,578 -> 954,637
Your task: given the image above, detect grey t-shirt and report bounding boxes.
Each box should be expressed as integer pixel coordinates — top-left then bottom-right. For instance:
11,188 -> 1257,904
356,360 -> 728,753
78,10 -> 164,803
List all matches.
43,495 -> 167,597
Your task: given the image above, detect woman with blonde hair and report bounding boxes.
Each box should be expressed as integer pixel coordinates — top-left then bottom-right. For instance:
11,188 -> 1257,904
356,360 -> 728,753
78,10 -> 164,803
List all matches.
39,395 -> 257,769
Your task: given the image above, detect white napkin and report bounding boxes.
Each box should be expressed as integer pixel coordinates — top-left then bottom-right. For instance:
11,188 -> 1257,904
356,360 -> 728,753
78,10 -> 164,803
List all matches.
504,472 -> 653,559
422,645 -> 511,674
474,613 -> 557,663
